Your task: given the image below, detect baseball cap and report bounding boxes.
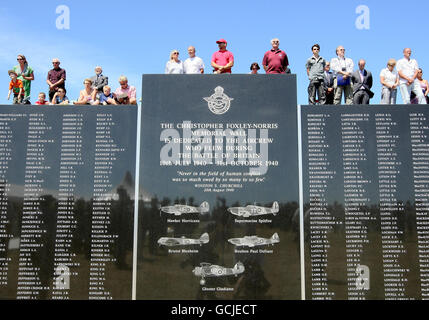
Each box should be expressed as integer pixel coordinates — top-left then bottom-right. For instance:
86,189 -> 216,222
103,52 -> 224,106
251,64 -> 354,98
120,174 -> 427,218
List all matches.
216,39 -> 227,44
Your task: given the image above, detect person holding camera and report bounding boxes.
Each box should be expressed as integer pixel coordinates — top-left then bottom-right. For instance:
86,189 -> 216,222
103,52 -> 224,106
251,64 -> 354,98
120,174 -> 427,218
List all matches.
330,46 -> 354,105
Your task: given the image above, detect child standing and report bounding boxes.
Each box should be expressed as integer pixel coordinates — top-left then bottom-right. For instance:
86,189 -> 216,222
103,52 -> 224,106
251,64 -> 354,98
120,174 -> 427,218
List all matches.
7,70 -> 24,104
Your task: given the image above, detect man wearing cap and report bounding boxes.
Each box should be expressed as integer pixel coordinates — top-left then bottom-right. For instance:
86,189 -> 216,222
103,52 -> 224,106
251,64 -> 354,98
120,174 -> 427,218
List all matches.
211,39 -> 234,74
47,58 -> 66,102
262,38 -> 289,74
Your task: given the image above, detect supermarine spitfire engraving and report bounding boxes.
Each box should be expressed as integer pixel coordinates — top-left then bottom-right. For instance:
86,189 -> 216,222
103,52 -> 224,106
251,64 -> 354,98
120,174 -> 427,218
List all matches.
192,262 -> 245,286
228,233 -> 280,248
160,201 -> 209,216
227,201 -> 279,218
203,86 -> 234,115
157,233 -> 209,247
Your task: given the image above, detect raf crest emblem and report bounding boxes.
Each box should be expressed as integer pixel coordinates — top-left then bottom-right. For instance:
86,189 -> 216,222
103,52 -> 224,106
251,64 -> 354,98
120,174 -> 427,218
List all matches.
203,86 -> 234,115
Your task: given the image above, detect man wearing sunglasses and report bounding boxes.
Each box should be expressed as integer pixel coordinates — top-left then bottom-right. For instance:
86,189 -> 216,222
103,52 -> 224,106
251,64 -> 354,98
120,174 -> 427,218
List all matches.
211,39 -> 234,74
46,58 -> 66,102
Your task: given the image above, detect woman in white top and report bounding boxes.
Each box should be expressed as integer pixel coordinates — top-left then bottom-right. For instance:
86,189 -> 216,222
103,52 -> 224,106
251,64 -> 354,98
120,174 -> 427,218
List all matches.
165,50 -> 184,74
380,59 -> 399,104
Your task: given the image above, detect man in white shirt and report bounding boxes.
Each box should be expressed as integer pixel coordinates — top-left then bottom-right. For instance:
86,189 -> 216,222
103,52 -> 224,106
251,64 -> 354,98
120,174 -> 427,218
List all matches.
330,45 -> 354,105
184,46 -> 205,74
397,48 -> 426,104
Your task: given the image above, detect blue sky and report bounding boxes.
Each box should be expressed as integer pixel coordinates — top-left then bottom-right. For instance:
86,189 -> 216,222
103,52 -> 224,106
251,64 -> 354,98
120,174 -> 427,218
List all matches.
0,0 -> 428,105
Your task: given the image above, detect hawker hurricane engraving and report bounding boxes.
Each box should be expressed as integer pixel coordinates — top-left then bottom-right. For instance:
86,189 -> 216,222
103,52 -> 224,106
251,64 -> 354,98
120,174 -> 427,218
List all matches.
157,233 -> 210,247
192,262 -> 245,286
228,201 -> 279,217
228,233 -> 280,248
160,201 -> 209,216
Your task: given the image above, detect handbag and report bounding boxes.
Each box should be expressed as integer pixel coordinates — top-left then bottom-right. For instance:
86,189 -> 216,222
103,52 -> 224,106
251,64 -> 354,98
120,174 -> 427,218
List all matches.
337,74 -> 351,86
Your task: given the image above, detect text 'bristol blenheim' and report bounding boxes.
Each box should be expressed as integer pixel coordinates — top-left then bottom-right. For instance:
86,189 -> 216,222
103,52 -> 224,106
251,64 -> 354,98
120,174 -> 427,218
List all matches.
159,121 -> 279,175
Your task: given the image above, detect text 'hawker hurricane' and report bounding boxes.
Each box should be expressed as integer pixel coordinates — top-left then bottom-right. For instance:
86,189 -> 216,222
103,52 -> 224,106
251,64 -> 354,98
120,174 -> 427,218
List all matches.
192,262 -> 245,286
228,201 -> 279,218
228,233 -> 280,248
157,233 -> 210,247
160,201 -> 209,216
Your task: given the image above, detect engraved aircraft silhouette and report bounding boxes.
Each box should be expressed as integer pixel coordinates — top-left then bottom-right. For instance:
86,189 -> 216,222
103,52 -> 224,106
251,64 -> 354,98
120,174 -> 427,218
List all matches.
157,233 -> 209,247
227,201 -> 279,218
228,233 -> 280,248
192,262 -> 245,286
160,201 -> 209,216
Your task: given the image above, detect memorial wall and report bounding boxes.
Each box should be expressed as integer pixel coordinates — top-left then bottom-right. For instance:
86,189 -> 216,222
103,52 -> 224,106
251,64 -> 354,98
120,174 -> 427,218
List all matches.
0,106 -> 137,299
0,76 -> 428,300
137,75 -> 301,300
302,106 -> 429,300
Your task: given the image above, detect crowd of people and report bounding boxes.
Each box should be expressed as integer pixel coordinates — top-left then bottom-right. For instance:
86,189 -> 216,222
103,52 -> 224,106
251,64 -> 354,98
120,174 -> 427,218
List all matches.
6,40 -> 429,106
7,55 -> 137,106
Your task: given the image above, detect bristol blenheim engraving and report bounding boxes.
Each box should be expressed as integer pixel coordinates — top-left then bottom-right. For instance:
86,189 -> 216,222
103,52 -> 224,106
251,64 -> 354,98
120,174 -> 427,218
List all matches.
157,233 -> 210,247
160,201 -> 210,216
228,201 -> 279,217
193,262 -> 245,285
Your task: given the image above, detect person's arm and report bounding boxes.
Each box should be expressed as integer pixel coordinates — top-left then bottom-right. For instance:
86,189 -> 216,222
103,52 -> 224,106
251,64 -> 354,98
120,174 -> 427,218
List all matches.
52,92 -> 59,104
425,80 -> 429,96
7,89 -> 11,100
367,72 -> 373,89
380,75 -> 391,88
22,71 -> 34,81
262,53 -> 268,72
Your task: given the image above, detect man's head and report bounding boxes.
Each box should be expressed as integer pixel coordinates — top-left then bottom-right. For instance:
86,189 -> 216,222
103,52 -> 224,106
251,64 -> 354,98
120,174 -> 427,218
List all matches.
336,46 -> 345,57
216,39 -> 227,50
271,38 -> 280,50
118,75 -> 128,88
325,62 -> 331,72
312,44 -> 320,56
403,48 -> 412,59
103,85 -> 111,96
8,70 -> 17,80
52,58 -> 61,69
95,66 -> 102,75
358,59 -> 366,71
188,46 -> 196,58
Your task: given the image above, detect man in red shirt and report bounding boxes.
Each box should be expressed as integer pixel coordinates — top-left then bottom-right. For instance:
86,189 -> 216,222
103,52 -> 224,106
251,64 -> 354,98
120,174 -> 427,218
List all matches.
211,39 -> 234,74
262,38 -> 289,74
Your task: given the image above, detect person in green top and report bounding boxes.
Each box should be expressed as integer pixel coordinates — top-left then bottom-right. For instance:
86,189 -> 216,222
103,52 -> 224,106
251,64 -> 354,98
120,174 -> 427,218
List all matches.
13,54 -> 34,104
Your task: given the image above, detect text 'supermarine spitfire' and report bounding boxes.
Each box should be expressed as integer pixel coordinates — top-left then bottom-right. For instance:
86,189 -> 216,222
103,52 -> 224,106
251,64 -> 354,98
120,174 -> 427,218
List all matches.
228,233 -> 280,248
227,201 -> 279,218
192,262 -> 245,286
157,233 -> 209,247
160,201 -> 209,216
